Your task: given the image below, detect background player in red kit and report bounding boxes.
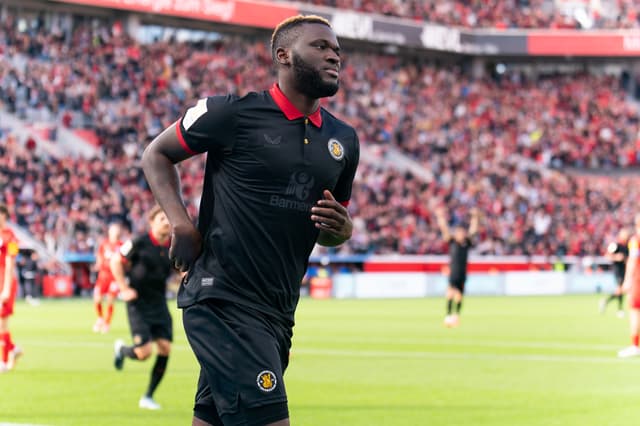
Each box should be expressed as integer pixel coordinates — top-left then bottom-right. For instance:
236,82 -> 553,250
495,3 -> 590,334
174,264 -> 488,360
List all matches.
93,222 -> 124,333
0,203 -> 21,372
618,214 -> 640,358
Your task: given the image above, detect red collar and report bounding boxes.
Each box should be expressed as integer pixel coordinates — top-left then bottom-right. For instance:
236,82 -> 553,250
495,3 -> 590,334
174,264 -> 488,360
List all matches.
269,83 -> 322,127
149,231 -> 170,248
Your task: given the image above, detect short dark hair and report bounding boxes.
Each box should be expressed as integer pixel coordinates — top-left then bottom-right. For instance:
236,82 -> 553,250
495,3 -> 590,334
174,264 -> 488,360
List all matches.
0,203 -> 8,217
147,205 -> 165,222
270,15 -> 331,62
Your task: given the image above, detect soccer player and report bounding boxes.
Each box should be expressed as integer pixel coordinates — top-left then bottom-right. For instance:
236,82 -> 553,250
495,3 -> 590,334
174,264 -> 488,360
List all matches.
436,207 -> 480,328
619,215 -> 640,358
93,222 -> 124,333
600,228 -> 629,317
0,203 -> 22,372
141,15 -> 359,426
18,250 -> 40,306
111,206 -> 174,409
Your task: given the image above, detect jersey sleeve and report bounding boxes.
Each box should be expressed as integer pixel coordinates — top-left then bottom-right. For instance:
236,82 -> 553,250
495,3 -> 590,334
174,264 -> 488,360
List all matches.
119,238 -> 139,262
5,230 -> 19,257
333,129 -> 360,205
177,95 -> 238,154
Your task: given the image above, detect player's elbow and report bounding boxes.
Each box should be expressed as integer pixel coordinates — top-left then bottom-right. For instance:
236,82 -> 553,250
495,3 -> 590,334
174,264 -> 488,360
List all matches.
141,144 -> 159,174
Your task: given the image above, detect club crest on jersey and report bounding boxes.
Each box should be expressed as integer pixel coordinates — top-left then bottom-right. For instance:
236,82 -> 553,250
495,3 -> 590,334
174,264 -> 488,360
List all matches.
328,139 -> 344,161
256,370 -> 277,392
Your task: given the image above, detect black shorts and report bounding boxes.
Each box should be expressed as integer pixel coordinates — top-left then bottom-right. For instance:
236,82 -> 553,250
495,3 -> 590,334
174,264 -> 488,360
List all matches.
449,277 -> 466,292
126,303 -> 173,346
183,299 -> 292,426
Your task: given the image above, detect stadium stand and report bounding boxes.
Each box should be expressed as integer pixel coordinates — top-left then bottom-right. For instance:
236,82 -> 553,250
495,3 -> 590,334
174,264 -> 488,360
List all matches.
1,7 -> 639,264
301,0 -> 640,29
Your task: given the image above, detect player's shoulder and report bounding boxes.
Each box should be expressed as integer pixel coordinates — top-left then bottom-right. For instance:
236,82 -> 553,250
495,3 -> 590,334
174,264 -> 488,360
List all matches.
1,227 -> 17,239
321,108 -> 357,135
120,234 -> 148,255
205,90 -> 269,108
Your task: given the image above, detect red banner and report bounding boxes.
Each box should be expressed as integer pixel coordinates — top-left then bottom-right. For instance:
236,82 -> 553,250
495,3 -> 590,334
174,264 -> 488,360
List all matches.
43,275 -> 74,297
528,31 -> 640,56
310,276 -> 333,299
54,0 -> 298,29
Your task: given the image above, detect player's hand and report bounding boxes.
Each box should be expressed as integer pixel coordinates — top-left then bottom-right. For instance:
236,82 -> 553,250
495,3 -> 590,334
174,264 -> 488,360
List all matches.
170,222 -> 202,272
622,280 -> 631,294
311,190 -> 353,241
119,288 -> 138,302
0,293 -> 8,303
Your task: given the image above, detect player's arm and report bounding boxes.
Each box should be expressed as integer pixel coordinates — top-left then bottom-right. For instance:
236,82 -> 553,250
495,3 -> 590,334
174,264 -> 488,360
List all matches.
142,123 -> 204,272
622,239 -> 638,293
143,97 -> 236,271
94,243 -> 104,272
435,207 -> 451,241
0,241 -> 18,302
110,241 -> 137,302
468,208 -> 480,237
314,130 -> 359,247
314,190 -> 353,247
605,242 -> 624,262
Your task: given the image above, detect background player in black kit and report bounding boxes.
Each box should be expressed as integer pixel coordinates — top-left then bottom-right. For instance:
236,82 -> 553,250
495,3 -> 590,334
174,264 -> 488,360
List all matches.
600,228 -> 630,317
436,207 -> 480,328
141,15 -> 359,426
110,205 -> 174,411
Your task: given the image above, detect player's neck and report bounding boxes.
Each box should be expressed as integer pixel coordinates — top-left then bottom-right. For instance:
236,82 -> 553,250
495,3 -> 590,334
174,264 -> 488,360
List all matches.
276,80 -> 320,117
150,230 -> 170,245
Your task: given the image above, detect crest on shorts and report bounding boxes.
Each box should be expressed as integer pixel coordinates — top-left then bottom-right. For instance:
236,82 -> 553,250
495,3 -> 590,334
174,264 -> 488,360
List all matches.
328,139 -> 344,161
133,334 -> 142,345
256,370 -> 277,392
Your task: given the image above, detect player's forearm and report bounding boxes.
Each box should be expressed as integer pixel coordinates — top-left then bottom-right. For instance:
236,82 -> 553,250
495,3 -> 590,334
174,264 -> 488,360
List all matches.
469,217 -> 479,236
624,260 -> 636,289
110,256 -> 129,291
316,231 -> 349,247
1,261 -> 13,299
436,218 -> 450,239
141,147 -> 192,228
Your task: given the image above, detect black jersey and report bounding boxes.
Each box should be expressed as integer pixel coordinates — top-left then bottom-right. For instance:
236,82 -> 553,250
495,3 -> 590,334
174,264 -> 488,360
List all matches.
448,237 -> 472,283
120,232 -> 172,314
607,242 -> 629,281
176,84 -> 359,326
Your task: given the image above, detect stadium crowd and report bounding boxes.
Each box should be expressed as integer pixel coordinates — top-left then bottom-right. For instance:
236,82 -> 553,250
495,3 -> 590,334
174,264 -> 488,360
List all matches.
1,13 -> 640,260
302,0 -> 640,29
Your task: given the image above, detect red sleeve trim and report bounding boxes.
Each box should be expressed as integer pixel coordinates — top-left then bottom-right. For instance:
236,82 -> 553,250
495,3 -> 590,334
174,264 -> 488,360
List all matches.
175,120 -> 197,155
340,201 -> 349,207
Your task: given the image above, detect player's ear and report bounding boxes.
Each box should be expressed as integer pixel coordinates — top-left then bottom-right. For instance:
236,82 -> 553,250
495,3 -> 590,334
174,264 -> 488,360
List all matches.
276,47 -> 291,66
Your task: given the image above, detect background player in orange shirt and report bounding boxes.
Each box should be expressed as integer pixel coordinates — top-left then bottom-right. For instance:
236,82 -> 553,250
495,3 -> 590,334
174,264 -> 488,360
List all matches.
0,203 -> 21,372
93,222 -> 124,333
618,214 -> 640,358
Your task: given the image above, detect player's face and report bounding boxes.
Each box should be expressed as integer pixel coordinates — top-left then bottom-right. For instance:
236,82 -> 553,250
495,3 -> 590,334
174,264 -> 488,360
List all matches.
290,23 -> 340,99
150,212 -> 171,237
108,224 -> 122,241
454,227 -> 466,242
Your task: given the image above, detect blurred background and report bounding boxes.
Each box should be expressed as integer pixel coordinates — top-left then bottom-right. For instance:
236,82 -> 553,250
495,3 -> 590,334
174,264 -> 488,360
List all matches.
1,1 -> 640,425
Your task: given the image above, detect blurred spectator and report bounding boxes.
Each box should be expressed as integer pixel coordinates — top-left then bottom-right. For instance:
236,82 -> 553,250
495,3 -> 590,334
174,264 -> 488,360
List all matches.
1,11 -> 640,260
301,0 -> 640,29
